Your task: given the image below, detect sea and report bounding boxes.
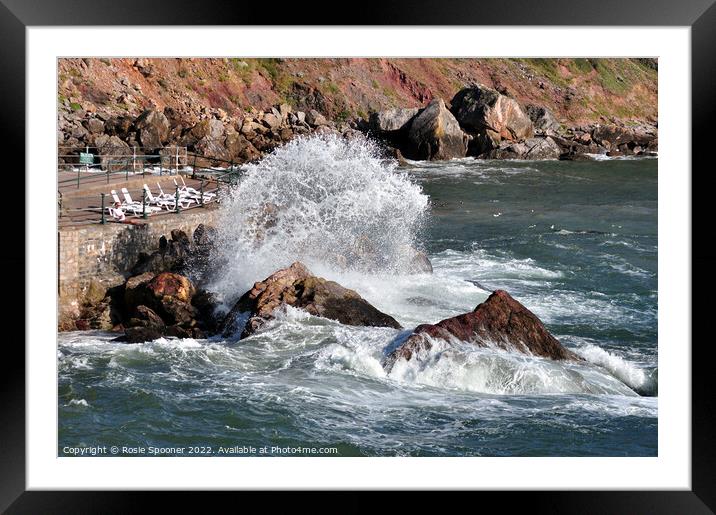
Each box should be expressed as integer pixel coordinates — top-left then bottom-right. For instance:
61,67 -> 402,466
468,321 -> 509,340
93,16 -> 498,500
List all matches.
58,135 -> 658,457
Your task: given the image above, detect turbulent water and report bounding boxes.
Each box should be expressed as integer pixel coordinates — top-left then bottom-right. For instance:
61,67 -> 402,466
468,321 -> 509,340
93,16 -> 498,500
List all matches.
59,136 -> 658,457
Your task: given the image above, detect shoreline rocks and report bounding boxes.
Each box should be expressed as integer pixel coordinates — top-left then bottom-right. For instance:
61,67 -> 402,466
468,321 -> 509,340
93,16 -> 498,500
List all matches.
383,289 -> 582,372
221,262 -> 402,338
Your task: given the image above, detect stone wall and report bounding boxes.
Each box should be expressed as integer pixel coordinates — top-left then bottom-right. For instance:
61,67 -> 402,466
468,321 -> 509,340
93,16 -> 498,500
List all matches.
58,206 -> 223,328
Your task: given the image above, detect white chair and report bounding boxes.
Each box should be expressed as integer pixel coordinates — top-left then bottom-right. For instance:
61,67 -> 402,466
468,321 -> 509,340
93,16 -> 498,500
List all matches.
156,182 -> 196,209
175,176 -> 216,203
121,187 -> 161,213
143,184 -> 174,211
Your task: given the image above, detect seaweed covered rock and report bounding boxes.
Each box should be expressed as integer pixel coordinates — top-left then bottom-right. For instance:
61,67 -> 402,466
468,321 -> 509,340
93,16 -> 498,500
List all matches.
384,290 -> 581,371
222,262 -> 402,338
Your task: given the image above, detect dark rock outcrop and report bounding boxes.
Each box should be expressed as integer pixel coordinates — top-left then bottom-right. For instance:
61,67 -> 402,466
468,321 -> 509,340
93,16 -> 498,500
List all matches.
130,230 -> 193,276
406,98 -> 467,160
451,85 -> 534,156
222,262 -> 401,338
486,136 -> 562,160
525,105 -> 562,136
383,290 -> 582,371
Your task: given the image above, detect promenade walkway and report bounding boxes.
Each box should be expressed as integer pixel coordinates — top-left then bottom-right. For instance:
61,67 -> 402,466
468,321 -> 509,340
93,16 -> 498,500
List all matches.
58,170 -> 223,228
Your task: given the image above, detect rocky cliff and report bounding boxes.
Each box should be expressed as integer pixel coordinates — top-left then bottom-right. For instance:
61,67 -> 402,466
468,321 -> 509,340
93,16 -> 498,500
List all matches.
58,58 -> 657,163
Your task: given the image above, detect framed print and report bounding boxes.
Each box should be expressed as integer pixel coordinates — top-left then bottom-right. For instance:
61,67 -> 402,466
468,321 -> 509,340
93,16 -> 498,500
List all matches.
3,0 -> 715,511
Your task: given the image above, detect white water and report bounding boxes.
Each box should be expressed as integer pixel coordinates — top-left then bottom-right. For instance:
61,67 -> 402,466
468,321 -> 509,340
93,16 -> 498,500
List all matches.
194,136 -> 656,398
210,134 -> 429,303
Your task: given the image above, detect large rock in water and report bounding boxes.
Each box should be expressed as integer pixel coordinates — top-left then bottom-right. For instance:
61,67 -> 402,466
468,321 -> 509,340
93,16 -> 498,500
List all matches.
451,85 -> 534,155
383,290 -> 581,371
222,262 -> 402,338
406,98 -> 468,160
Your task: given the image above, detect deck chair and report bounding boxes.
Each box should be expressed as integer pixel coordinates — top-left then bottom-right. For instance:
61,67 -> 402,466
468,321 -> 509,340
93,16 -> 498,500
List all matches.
143,184 -> 174,211
175,176 -> 216,202
121,187 -> 161,213
174,175 -> 216,202
156,182 -> 196,209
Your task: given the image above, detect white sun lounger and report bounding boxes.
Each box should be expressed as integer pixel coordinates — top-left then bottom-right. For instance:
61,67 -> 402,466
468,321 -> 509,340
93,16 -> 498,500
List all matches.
142,184 -> 175,211
156,183 -> 196,209
121,187 -> 161,213
175,176 -> 216,203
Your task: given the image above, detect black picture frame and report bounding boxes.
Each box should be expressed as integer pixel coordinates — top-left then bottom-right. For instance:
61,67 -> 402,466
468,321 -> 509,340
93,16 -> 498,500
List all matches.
3,0 -> 714,511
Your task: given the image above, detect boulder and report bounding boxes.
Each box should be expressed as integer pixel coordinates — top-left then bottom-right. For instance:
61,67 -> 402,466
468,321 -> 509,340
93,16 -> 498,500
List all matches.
146,272 -> 195,304
86,117 -> 105,134
222,262 -> 402,338
383,290 -> 582,371
306,109 -> 329,127
369,108 -> 419,133
130,231 -> 193,276
120,326 -> 164,343
191,118 -> 225,140
591,124 -> 657,151
262,112 -> 282,130
191,289 -> 222,334
451,85 -> 534,155
104,115 -> 133,138
195,137 -> 231,163
525,105 -> 561,136
485,136 -> 562,160
124,272 -> 156,311
406,98 -> 468,160
127,305 -> 166,331
134,109 -> 170,150
92,134 -> 132,169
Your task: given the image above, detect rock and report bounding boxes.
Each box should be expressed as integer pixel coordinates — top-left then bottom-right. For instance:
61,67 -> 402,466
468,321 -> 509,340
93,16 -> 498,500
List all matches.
406,98 -> 467,160
195,137 -> 231,163
591,124 -> 656,150
191,118 -> 225,140
451,85 -> 534,155
130,231 -> 193,276
306,109 -> 329,127
191,289 -> 222,333
278,103 -> 292,118
92,134 -> 132,168
104,115 -> 133,138
408,250 -> 433,274
262,112 -> 282,130
193,224 -> 217,247
134,109 -> 170,150
146,272 -> 195,304
127,305 -> 166,331
80,298 -> 121,331
120,326 -> 164,343
525,105 -> 561,136
369,108 -> 419,133
485,136 -> 562,160
86,117 -> 105,134
124,272 -> 156,311
165,325 -> 192,338
384,290 -> 582,371
222,262 -> 401,338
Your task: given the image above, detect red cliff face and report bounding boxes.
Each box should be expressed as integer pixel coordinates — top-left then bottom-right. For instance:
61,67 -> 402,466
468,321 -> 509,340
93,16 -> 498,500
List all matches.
58,58 -> 657,130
